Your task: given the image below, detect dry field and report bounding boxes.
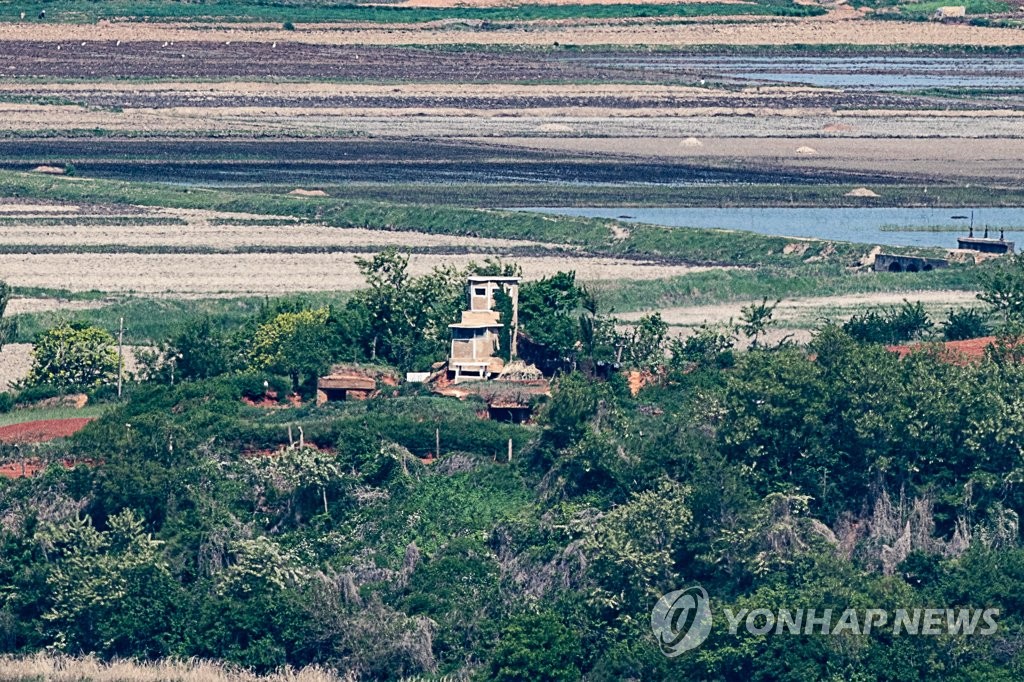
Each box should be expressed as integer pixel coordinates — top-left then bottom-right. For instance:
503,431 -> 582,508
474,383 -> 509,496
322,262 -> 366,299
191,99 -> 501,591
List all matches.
0,252 -> 721,294
0,203 -> 725,295
0,13 -> 1022,47
619,290 -> 982,329
6,102 -> 1024,140
0,205 -> 563,250
0,343 -> 32,391
490,136 -> 1024,183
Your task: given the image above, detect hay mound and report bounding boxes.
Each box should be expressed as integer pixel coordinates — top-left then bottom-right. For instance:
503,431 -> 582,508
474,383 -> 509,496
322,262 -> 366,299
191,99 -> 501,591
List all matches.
289,188 -> 328,197
845,187 -> 880,198
680,137 -> 703,147
496,360 -> 544,381
31,165 -> 65,175
795,146 -> 818,156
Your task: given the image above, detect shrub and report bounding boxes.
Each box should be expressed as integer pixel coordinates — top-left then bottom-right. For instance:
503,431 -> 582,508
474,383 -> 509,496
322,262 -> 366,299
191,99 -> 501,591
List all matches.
0,391 -> 13,413
25,322 -> 119,391
943,307 -> 990,341
14,382 -> 63,404
282,20 -> 295,30
232,371 -> 291,401
843,300 -> 933,345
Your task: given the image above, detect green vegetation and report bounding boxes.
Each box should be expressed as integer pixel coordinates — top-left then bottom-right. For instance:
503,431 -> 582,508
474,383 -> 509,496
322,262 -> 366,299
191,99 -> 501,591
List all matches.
0,170 -> 616,253
3,260 -> 1024,678
22,322 -> 119,392
851,0 -> 1011,19
0,403 -> 107,427
943,306 -> 990,340
314,181 -> 1024,209
9,294 -> 346,346
842,299 -> 934,344
1,0 -> 824,24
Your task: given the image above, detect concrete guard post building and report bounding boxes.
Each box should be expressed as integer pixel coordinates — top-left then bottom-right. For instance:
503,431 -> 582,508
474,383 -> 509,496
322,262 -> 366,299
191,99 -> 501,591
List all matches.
448,275 -> 520,382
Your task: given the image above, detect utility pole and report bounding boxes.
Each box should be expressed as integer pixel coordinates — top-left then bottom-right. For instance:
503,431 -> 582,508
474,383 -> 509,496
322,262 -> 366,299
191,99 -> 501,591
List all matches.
117,317 -> 124,399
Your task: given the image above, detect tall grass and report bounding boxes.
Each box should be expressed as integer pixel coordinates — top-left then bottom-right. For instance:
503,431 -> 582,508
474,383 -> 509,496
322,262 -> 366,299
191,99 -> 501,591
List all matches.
0,404 -> 108,427
0,654 -> 349,682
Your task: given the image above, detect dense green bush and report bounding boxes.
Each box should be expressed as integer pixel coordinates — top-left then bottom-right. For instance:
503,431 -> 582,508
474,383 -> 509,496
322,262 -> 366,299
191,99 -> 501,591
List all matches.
944,306 -> 990,340
13,383 -> 63,404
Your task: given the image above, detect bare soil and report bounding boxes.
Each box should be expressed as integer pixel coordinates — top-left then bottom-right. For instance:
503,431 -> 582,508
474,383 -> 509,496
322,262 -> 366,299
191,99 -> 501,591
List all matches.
0,252 -> 723,295
0,343 -> 32,391
0,16 -> 1020,47
620,290 -> 981,328
0,418 -> 94,445
491,136 -> 1024,184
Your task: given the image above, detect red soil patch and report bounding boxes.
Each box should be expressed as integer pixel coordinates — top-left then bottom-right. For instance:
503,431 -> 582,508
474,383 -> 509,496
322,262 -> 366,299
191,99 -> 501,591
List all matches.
0,417 -> 95,444
242,391 -> 303,408
0,458 -> 79,479
887,336 -> 996,365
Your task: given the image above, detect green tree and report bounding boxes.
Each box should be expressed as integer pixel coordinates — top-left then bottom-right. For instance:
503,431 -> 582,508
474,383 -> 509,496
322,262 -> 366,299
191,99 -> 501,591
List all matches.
736,297 -> 780,349
518,272 -> 587,372
243,308 -> 332,391
154,315 -> 233,382
353,248 -> 468,369
943,307 -> 990,341
979,254 -> 1024,325
25,321 -> 118,391
668,323 -> 735,371
490,611 -> 582,682
586,479 -> 693,613
37,510 -> 178,657
494,287 -> 515,362
622,313 -> 668,370
843,300 -> 933,345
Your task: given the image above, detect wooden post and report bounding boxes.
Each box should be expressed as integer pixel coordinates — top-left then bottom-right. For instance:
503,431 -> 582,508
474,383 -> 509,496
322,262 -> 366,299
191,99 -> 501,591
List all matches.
116,317 -> 124,399
507,438 -> 513,464
435,427 -> 440,458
